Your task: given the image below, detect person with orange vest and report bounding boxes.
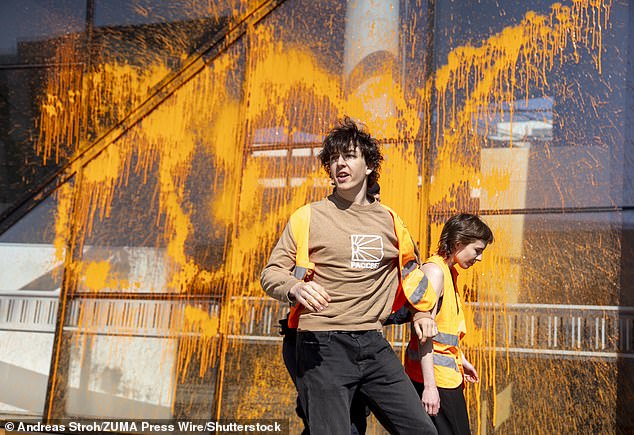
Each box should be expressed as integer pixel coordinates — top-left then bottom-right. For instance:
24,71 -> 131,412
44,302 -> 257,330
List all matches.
261,117 -> 438,435
404,213 -> 494,435
277,181 -> 390,435
277,182 -> 430,434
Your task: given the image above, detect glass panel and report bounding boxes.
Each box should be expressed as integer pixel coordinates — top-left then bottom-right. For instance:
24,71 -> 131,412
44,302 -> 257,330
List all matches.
245,0 -> 345,220
518,211 -> 621,305
0,0 -> 260,222
622,210 -> 634,306
92,0 -> 247,69
491,355 -> 617,433
219,339 -> 298,429
454,210 -> 630,433
617,209 -> 634,430
431,0 -> 625,212
76,145 -> 168,294
51,297 -> 221,420
0,331 -> 56,417
0,0 -> 86,63
64,334 -> 176,419
84,0 -> 261,145
0,180 -> 73,417
426,2 -> 628,433
244,0 -> 427,278
0,0 -> 86,213
0,65 -> 81,214
47,38 -> 246,419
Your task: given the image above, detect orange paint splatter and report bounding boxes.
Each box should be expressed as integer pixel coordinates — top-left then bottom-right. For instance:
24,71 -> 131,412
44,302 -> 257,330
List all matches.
37,0 -> 613,429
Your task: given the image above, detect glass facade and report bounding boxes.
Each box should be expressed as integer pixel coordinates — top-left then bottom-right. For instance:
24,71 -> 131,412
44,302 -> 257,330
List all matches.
0,0 -> 632,433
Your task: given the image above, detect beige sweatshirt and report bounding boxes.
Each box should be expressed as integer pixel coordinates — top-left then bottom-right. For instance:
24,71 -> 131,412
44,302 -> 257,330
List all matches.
260,194 -> 401,331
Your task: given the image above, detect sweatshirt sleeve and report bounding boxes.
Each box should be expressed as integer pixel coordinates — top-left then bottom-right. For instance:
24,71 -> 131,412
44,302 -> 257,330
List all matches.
260,221 -> 302,302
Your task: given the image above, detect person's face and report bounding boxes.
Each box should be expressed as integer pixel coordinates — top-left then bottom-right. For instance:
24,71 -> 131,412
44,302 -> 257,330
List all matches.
453,239 -> 487,269
329,146 -> 372,193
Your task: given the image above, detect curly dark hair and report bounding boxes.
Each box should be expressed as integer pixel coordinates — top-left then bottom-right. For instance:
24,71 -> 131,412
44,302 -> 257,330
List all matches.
437,214 -> 494,258
318,116 -> 383,186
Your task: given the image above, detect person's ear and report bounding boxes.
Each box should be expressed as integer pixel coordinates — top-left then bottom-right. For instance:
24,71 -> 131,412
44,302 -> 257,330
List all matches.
365,167 -> 373,176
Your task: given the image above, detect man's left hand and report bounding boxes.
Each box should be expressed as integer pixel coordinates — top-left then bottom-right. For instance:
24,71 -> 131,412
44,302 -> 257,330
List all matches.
414,317 -> 437,342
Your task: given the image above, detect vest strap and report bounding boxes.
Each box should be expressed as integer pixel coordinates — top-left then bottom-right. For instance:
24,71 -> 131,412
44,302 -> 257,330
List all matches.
290,204 -> 315,272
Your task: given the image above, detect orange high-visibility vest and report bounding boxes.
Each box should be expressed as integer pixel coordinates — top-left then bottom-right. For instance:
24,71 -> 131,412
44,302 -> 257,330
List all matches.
404,255 -> 466,388
286,202 -> 436,328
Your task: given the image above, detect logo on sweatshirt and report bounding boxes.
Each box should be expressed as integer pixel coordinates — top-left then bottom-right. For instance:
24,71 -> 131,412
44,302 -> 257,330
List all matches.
350,235 -> 384,269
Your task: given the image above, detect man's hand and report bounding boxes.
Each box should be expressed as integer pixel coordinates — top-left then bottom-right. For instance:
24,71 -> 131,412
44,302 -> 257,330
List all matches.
462,357 -> 479,383
413,316 -> 438,342
422,385 -> 440,416
288,281 -> 331,312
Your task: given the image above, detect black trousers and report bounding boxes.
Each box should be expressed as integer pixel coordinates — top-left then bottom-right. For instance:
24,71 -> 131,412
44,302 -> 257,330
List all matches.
412,380 -> 470,435
282,327 -> 368,435
296,330 -> 437,435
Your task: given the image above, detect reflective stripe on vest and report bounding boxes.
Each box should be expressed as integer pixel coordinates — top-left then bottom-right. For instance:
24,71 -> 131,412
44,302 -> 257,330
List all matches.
402,259 -> 418,279
409,274 -> 430,304
433,353 -> 459,372
399,268 -> 436,313
433,332 -> 459,347
293,266 -> 309,280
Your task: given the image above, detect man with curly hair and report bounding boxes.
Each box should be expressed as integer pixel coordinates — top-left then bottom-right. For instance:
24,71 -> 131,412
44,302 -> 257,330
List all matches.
261,117 -> 437,434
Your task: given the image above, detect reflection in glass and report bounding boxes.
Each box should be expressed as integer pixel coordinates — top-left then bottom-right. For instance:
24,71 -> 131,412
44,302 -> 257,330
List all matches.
65,335 -> 175,419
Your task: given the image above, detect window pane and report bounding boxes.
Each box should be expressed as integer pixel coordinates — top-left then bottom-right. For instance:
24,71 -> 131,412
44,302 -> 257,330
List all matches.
0,0 -> 85,62
0,181 -> 72,417
47,39 -> 246,419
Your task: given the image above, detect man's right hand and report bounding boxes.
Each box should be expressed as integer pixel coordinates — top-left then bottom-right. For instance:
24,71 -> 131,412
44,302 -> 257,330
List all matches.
288,281 -> 331,312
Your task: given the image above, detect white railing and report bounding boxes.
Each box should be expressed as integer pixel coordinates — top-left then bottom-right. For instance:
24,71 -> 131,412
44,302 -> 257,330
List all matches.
469,302 -> 634,359
0,291 -> 59,333
1,293 -> 632,359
